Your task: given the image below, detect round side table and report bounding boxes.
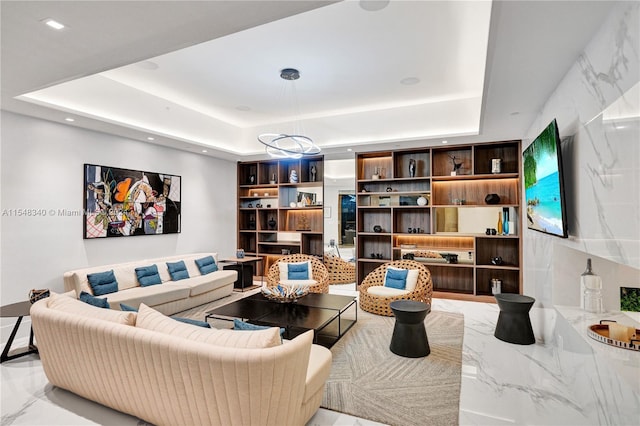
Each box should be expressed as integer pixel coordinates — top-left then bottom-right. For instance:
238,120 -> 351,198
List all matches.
0,300 -> 39,363
494,293 -> 536,345
389,300 -> 431,358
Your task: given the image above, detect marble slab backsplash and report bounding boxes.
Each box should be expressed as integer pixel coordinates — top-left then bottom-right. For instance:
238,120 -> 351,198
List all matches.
522,3 -> 640,323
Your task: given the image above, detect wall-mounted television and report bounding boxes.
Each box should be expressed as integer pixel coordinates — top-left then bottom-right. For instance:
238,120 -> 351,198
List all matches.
523,119 -> 568,238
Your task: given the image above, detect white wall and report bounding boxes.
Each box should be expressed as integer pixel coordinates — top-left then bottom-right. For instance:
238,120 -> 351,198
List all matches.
1,111 -> 237,341
522,2 -> 639,320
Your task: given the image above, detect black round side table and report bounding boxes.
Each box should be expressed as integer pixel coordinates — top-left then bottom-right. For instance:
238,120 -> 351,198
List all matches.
494,293 -> 536,345
389,300 -> 431,358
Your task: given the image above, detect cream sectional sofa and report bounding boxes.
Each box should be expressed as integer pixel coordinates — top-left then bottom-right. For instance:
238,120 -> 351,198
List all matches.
30,294 -> 333,426
63,253 -> 237,315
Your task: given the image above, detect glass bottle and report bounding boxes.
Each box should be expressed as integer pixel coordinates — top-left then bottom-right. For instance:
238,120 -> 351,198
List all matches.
502,208 -> 509,235
497,211 -> 503,235
581,258 -> 603,313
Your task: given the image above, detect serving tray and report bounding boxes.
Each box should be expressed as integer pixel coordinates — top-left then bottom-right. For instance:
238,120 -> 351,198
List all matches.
587,320 -> 640,351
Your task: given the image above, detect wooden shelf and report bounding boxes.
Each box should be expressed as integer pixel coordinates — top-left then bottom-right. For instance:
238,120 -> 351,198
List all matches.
355,141 -> 522,300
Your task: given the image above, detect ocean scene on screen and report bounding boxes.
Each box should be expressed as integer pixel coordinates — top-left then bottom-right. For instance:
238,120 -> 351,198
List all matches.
524,120 -> 566,237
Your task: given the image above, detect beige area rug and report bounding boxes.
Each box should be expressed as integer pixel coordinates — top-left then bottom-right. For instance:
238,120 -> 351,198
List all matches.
321,309 -> 464,426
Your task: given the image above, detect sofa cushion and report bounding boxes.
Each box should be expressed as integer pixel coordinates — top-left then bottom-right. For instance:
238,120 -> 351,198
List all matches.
167,261 -> 190,281
367,285 -> 411,297
384,267 -> 408,289
279,279 -> 317,288
195,256 -> 218,275
120,303 -> 210,328
279,261 -> 312,282
48,293 -> 135,325
234,318 -> 284,337
136,304 -> 281,348
87,270 -> 118,296
79,291 -> 110,309
165,270 -> 236,297
135,265 -> 162,287
106,284 -> 190,309
386,266 -> 419,292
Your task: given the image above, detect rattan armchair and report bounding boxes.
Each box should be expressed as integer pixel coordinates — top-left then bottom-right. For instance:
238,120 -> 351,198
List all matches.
358,260 -> 433,316
323,253 -> 356,285
266,254 -> 330,294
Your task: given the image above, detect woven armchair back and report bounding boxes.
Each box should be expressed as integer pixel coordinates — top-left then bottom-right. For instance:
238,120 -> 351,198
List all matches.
323,254 -> 356,285
266,254 -> 330,293
359,260 -> 433,316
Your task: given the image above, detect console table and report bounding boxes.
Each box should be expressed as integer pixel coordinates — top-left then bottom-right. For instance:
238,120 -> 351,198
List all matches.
1,301 -> 38,363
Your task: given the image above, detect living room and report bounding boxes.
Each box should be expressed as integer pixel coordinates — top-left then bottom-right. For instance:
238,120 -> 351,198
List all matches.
1,1 -> 639,425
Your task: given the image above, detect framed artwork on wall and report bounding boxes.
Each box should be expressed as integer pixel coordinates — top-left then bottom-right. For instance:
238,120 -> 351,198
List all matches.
83,164 -> 181,239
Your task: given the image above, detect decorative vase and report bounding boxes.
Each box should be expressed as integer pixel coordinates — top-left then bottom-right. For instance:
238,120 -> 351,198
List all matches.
268,217 -> 277,230
270,173 -> 277,184
249,174 -> 255,184
409,159 -> 416,177
289,170 -> 298,183
310,165 -> 317,182
372,167 -> 380,180
502,208 -> 509,235
491,158 -> 502,174
373,225 -> 382,233
236,249 -> 245,259
497,211 -> 503,235
581,258 -> 603,312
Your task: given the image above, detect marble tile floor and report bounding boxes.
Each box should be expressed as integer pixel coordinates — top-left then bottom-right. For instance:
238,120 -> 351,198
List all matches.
2,285 -> 638,425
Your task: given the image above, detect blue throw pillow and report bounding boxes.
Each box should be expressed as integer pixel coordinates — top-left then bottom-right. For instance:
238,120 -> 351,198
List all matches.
384,268 -> 409,290
173,317 -> 211,328
87,270 -> 118,296
135,264 -> 162,287
120,303 -> 138,312
166,260 -> 190,281
287,262 -> 309,280
195,256 -> 218,275
233,319 -> 285,337
79,291 -> 110,309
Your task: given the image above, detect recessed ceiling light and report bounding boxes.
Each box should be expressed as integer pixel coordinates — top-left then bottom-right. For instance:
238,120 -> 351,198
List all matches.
202,149 -> 208,153
235,105 -> 251,111
615,125 -> 626,129
147,136 -> 155,141
64,117 -> 74,122
347,148 -> 353,152
360,1 -> 390,12
42,19 -> 65,30
400,77 -> 420,86
442,140 -> 448,144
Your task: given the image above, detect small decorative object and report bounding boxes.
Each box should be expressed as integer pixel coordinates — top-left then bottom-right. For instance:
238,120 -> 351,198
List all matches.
491,158 -> 502,174
264,192 -> 269,196
402,253 -> 415,260
29,289 -> 50,304
409,158 -> 416,177
441,253 -> 458,264
289,201 -> 296,208
261,283 -> 310,303
266,204 -> 271,208
297,201 -> 303,207
449,155 -> 462,176
248,217 -> 256,230
289,169 -> 298,183
373,225 -> 382,233
386,186 -> 392,192
407,227 -> 412,233
270,173 -> 277,184
297,214 -> 310,231
281,249 -> 291,255
588,321 -> 639,351
372,167 -> 380,180
485,193 -> 501,204
486,228 -> 492,235
417,196 -> 428,206
256,203 -> 263,208
268,217 -> 277,230
491,279 -> 502,295
249,174 -> 256,184
497,211 -> 503,235
502,208 -> 509,235
253,192 -> 259,197
236,249 -> 245,259
581,258 -> 603,313
508,221 -> 515,235
491,228 -> 497,235
310,165 -> 317,182
247,203 -> 253,208
491,256 -> 503,265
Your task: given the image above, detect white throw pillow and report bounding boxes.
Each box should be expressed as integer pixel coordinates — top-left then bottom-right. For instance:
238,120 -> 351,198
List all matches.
278,260 -> 312,281
136,304 -> 281,349
386,266 -> 420,292
47,292 -> 136,326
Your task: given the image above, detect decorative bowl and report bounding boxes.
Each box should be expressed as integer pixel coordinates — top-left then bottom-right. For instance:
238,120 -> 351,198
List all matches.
261,284 -> 310,303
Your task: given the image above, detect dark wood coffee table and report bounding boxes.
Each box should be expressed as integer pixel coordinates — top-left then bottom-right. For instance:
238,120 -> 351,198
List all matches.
205,293 -> 357,348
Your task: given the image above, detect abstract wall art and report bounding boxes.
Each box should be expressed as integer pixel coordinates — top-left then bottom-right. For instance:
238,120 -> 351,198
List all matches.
84,164 -> 181,239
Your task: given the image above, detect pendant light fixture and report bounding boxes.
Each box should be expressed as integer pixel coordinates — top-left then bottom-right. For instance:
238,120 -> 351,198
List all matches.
258,68 -> 321,159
